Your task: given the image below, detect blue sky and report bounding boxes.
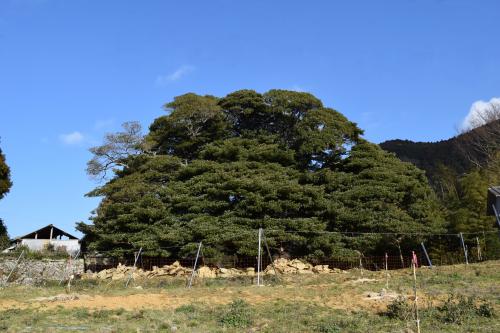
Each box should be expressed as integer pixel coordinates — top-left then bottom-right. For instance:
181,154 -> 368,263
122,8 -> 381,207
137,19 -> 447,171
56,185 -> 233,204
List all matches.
0,0 -> 499,238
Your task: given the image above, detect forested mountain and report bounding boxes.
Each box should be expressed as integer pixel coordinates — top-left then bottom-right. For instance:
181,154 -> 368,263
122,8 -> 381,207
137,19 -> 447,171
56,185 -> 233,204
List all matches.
77,90 -> 445,260
380,119 -> 500,185
381,118 -> 500,244
0,145 -> 12,249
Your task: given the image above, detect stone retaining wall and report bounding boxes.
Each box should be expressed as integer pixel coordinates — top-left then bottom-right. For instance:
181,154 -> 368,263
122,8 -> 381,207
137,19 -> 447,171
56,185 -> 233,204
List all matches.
82,258 -> 347,281
0,258 -> 84,285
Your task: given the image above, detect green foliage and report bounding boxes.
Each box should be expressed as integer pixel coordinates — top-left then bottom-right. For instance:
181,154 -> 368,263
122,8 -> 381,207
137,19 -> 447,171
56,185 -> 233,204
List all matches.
313,318 -> 361,333
1,245 -> 70,260
147,93 -> 229,160
79,89 -> 444,258
385,294 -> 495,325
445,157 -> 499,233
476,301 -> 495,318
0,146 -> 11,200
382,127 -> 500,257
175,304 -> 197,314
0,219 -> 10,250
433,155 -> 500,257
385,296 -> 413,320
0,146 -> 11,248
218,299 -> 253,328
438,295 -> 484,324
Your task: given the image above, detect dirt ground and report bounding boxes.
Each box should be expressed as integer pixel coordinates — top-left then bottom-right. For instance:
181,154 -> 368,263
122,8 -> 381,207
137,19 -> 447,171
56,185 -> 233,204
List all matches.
1,261 -> 498,315
0,276 -> 397,313
3,292 -> 374,312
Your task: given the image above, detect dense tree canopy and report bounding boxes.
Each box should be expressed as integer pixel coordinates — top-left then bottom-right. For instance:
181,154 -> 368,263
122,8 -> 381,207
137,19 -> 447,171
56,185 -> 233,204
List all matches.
78,90 -> 444,259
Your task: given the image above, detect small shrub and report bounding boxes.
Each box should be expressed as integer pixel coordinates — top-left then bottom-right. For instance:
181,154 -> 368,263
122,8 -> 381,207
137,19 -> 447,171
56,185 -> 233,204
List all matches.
476,301 -> 495,318
4,245 -> 71,260
114,308 -> 125,316
439,294 -> 476,324
158,321 -> 174,331
175,304 -> 196,314
219,299 -> 253,328
91,308 -> 124,320
127,309 -> 145,320
72,279 -> 100,289
386,296 -> 413,320
92,309 -> 112,319
73,308 -> 90,319
0,309 -> 22,320
314,321 -> 341,333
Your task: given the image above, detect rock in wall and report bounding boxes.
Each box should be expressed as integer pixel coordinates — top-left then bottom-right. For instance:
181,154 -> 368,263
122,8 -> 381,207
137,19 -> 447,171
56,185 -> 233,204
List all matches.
0,259 -> 84,285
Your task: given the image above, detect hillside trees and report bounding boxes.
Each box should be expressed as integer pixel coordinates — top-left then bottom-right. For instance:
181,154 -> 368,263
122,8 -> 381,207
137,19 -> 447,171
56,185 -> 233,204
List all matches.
0,219 -> 9,250
0,145 -> 12,249
442,153 -> 500,233
0,146 -> 11,200
78,90 -> 444,259
380,117 -> 500,188
381,112 -> 500,249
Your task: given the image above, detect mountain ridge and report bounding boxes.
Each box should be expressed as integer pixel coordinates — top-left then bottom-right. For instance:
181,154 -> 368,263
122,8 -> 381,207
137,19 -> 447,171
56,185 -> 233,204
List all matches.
380,119 -> 500,183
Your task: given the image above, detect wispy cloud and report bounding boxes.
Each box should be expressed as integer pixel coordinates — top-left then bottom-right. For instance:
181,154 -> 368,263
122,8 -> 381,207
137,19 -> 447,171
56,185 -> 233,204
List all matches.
59,131 -> 84,145
461,97 -> 500,131
156,65 -> 195,85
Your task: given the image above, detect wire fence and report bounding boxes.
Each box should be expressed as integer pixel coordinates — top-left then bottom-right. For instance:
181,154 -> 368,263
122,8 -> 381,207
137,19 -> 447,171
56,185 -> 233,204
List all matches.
1,228 -> 499,288
80,229 -> 500,273
2,229 -> 499,333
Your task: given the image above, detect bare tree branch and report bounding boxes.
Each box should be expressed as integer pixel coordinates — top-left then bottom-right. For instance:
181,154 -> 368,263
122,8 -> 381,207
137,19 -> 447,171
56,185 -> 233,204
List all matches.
457,102 -> 500,168
86,121 -> 145,181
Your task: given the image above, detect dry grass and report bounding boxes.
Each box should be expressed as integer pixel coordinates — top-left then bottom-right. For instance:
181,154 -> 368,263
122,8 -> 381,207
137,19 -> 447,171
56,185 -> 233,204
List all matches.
0,260 -> 498,332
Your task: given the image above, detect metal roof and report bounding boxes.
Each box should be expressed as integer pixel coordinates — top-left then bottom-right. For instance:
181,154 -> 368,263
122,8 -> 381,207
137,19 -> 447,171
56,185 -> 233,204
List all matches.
15,224 -> 79,240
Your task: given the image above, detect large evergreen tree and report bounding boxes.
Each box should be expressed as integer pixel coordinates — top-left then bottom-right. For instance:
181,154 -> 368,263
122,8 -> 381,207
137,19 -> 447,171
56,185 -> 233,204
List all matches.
78,90 -> 444,258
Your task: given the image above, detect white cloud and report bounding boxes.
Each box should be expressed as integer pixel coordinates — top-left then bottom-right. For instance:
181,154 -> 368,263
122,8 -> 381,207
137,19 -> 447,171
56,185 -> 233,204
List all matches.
156,65 -> 195,84
59,131 -> 84,145
462,97 -> 500,131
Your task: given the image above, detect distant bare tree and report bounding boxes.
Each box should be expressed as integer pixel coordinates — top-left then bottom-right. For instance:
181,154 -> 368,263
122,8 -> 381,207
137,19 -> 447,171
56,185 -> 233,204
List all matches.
462,100 -> 500,131
459,102 -> 500,168
87,121 -> 145,180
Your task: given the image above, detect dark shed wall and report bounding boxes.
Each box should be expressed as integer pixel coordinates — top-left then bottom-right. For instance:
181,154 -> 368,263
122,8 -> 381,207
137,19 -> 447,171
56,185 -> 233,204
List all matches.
487,187 -> 500,216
